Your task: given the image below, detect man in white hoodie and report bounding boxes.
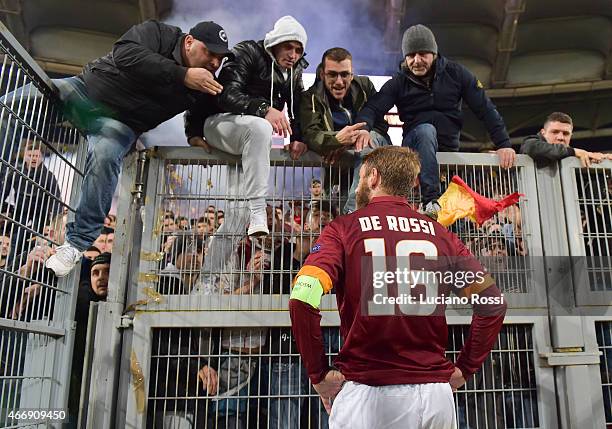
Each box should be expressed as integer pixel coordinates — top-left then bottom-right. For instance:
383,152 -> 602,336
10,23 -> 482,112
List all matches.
185,16 -> 309,286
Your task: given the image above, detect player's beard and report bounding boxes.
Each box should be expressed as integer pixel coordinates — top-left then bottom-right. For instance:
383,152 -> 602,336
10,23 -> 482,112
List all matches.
355,182 -> 371,210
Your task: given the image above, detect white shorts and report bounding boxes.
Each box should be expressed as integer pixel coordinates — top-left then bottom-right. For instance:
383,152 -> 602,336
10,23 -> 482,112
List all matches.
329,381 -> 457,429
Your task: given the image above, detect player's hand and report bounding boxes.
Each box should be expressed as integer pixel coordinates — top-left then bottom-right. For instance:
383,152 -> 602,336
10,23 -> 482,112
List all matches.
286,140 -> 308,160
496,147 -> 516,169
265,107 -> 292,137
336,122 -> 367,146
198,365 -> 218,395
323,147 -> 346,165
449,367 -> 466,392
313,369 -> 345,415
184,68 -> 223,95
354,130 -> 372,152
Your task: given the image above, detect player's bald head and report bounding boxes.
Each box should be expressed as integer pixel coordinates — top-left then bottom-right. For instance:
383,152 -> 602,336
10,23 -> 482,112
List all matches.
361,146 -> 420,198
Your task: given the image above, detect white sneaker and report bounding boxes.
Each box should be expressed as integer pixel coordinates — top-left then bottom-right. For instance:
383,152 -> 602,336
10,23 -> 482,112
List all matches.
424,200 -> 442,220
247,209 -> 269,237
45,243 -> 83,277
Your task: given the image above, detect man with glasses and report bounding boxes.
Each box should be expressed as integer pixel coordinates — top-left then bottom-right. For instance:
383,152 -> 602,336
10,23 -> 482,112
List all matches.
301,47 -> 390,214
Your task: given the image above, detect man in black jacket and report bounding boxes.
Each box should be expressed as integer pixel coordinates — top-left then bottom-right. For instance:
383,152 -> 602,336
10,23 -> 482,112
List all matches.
356,25 -> 515,219
520,112 -> 610,167
44,19 -> 231,277
185,15 -> 308,238
185,16 -> 308,286
300,47 -> 391,213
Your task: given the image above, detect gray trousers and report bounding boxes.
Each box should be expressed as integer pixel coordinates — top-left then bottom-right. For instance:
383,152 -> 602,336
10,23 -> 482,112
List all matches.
204,113 -> 273,212
200,113 -> 273,281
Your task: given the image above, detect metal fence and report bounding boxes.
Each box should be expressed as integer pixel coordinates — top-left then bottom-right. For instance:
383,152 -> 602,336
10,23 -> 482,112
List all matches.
133,149 -> 545,314
0,22 -> 85,427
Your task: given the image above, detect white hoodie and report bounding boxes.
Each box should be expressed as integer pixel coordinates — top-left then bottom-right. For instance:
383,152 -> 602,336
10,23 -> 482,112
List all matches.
262,15 -> 308,119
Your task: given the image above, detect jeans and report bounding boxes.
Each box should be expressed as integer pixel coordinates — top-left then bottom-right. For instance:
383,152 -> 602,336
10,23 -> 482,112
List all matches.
53,77 -> 137,251
267,360 -> 308,428
402,123 -> 440,205
343,131 -> 391,214
0,77 -> 136,251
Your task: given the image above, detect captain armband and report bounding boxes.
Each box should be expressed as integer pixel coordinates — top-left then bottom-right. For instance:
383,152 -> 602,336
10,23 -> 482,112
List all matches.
290,275 -> 324,309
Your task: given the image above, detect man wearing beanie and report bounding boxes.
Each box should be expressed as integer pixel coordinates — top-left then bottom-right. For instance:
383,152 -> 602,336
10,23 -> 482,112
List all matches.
185,16 -> 309,286
45,19 -> 232,278
356,24 -> 515,219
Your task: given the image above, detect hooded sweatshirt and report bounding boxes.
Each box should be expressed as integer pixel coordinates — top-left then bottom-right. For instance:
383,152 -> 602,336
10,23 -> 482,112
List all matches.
211,16 -> 308,141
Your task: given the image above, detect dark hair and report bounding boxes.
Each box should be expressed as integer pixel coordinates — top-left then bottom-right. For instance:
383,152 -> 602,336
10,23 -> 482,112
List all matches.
311,179 -> 321,185
101,226 -> 115,235
544,112 -> 573,128
321,47 -> 352,65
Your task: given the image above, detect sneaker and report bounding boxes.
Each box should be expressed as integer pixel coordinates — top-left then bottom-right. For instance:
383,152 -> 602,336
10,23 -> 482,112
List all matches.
424,200 -> 441,220
247,209 -> 269,237
45,243 -> 83,277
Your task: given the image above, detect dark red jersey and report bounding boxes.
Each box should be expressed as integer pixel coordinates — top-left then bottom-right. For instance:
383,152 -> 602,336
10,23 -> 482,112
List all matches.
289,196 -> 506,385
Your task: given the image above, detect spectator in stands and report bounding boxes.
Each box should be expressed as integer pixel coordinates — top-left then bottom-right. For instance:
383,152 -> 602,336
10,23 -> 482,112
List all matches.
184,15 -> 309,238
257,202 -> 335,428
0,234 -> 10,269
356,24 -> 515,219
176,216 -> 190,230
161,214 -> 177,233
2,139 -> 62,258
310,178 -> 323,200
521,112 -> 611,168
93,227 -> 114,254
301,47 -> 391,213
79,245 -> 101,287
196,216 -> 215,237
159,237 -> 205,294
44,19 -> 232,277
216,211 -> 225,226
69,252 -> 111,424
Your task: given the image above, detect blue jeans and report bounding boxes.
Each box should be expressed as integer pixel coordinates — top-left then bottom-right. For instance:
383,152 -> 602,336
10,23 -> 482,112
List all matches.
402,123 -> 440,205
267,360 -> 308,428
344,131 -> 391,213
53,77 -> 137,251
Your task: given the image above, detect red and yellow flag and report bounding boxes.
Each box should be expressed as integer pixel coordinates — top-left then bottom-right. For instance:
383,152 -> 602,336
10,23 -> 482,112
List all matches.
437,176 -> 522,227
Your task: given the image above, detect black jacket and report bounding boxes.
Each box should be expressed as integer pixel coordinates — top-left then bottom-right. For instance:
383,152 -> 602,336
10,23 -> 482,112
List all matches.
300,75 -> 390,154
520,133 -> 576,166
212,40 -> 307,141
82,20 -> 215,134
356,55 -> 510,151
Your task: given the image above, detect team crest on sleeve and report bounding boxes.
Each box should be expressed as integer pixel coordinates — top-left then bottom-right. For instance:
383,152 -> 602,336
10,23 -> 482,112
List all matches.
311,244 -> 321,253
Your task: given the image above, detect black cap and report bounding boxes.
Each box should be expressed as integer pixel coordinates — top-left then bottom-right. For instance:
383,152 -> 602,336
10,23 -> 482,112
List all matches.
189,21 -> 231,56
91,252 -> 112,270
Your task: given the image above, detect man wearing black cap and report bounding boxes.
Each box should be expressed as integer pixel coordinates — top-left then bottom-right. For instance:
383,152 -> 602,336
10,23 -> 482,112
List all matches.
356,24 -> 515,220
45,19 -> 232,278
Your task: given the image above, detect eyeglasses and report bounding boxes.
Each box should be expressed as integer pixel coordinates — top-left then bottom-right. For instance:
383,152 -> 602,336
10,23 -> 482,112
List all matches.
324,71 -> 353,80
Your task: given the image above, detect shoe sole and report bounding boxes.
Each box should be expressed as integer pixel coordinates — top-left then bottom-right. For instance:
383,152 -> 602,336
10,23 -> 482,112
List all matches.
248,228 -> 269,237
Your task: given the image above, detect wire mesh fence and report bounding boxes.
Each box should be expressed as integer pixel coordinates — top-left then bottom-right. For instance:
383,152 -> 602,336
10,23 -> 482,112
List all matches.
134,150 -> 541,313
143,324 -> 538,429
0,25 -> 85,427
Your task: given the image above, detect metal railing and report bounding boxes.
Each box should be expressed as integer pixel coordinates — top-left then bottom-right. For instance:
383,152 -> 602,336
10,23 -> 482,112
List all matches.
0,21 -> 86,428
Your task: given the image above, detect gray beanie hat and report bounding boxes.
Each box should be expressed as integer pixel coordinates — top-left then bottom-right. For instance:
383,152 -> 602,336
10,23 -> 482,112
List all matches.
402,24 -> 438,57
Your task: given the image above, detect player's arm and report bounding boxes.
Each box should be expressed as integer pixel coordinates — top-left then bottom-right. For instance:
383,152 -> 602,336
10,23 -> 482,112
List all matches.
289,223 -> 344,384
450,236 -> 508,381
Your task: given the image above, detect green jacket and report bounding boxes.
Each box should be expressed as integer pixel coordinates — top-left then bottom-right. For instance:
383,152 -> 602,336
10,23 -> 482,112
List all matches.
300,75 -> 390,155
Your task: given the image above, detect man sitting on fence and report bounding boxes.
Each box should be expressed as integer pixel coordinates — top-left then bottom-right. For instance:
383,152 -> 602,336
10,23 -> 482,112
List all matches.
520,112 -> 611,167
41,19 -> 232,277
355,24 -> 515,219
185,16 -> 309,287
